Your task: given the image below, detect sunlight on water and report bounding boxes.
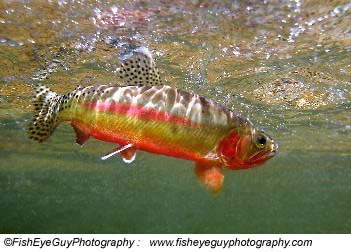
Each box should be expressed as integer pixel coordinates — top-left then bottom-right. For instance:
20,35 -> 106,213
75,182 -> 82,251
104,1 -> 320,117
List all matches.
0,0 -> 350,233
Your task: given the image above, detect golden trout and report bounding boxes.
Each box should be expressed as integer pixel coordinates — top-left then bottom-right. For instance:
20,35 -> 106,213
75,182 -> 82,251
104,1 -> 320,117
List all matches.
28,47 -> 277,193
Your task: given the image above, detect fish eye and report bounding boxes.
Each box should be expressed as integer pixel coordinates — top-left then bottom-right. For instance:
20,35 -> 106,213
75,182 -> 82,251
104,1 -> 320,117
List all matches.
255,134 -> 267,148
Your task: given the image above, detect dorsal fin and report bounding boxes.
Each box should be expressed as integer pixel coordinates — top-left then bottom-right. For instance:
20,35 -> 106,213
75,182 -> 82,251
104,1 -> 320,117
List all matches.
117,46 -> 162,86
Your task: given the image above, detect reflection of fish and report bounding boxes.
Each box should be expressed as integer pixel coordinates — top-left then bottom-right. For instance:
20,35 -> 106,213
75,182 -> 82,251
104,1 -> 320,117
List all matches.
28,47 -> 277,193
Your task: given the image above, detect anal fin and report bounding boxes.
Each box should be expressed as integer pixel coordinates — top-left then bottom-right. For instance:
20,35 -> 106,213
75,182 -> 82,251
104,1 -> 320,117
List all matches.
195,162 -> 224,194
71,123 -> 90,145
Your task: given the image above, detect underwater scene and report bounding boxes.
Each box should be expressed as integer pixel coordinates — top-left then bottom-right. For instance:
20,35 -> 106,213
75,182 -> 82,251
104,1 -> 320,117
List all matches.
0,0 -> 350,233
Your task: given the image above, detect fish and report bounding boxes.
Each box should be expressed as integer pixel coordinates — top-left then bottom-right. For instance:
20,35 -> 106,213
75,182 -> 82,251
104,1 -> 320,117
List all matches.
28,46 -> 277,193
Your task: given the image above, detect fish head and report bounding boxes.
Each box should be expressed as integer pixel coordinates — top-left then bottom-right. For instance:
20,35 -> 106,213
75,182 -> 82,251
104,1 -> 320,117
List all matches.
218,126 -> 277,170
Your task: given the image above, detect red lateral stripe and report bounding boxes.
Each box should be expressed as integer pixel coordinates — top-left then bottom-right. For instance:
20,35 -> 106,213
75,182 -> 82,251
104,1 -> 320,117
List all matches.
83,102 -> 200,126
72,119 -> 207,162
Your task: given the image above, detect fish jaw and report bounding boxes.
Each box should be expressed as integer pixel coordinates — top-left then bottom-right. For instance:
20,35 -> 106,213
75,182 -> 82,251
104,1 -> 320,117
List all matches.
217,127 -> 277,170
246,148 -> 276,166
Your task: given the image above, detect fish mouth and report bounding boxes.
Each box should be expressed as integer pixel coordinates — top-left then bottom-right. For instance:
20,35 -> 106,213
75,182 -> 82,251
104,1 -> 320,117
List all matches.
248,150 -> 276,164
222,136 -> 277,170
226,149 -> 276,170
245,131 -> 278,165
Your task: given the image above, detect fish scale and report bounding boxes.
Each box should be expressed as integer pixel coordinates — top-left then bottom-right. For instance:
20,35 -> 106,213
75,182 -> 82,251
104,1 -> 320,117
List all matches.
28,46 -> 277,193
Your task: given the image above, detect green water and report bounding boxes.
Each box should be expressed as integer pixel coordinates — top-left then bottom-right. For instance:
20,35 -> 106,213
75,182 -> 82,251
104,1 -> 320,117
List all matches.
0,0 -> 350,233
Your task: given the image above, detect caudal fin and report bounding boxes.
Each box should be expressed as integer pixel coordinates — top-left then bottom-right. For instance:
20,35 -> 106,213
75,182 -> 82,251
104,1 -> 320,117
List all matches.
28,84 -> 62,142
117,46 -> 162,86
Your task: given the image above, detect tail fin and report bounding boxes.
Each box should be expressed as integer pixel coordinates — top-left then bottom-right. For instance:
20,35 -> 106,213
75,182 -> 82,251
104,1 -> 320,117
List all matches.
28,84 -> 62,142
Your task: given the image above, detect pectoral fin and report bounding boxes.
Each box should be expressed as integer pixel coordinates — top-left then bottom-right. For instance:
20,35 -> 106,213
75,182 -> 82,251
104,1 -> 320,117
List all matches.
195,162 -> 224,194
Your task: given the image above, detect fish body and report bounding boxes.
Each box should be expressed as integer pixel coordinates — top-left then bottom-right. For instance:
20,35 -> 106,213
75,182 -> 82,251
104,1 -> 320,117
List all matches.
28,47 -> 277,193
34,84 -> 244,161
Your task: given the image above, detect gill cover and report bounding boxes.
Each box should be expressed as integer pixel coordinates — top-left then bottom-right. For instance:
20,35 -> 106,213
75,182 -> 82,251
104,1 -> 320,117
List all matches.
218,126 -> 276,170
